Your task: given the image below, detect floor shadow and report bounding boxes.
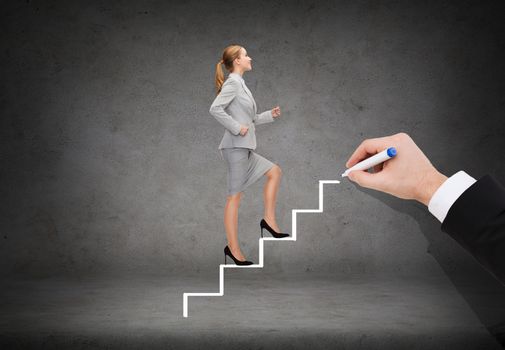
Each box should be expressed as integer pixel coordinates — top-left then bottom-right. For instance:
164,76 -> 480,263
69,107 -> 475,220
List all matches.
350,183 -> 505,348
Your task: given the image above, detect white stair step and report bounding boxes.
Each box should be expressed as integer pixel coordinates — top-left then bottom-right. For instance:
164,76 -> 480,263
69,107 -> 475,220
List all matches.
183,180 -> 341,318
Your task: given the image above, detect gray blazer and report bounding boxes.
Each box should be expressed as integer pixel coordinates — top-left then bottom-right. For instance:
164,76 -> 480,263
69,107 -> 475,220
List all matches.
209,72 -> 275,150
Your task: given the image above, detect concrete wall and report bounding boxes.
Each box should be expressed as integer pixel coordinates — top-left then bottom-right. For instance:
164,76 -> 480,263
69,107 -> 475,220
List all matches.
2,0 -> 505,282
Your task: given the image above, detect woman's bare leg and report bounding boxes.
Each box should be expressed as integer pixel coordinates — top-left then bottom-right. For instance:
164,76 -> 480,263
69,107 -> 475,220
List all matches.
224,192 -> 247,261
263,165 -> 282,232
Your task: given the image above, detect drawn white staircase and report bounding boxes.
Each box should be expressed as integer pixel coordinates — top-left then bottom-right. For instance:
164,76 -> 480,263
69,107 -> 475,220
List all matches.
183,180 -> 341,317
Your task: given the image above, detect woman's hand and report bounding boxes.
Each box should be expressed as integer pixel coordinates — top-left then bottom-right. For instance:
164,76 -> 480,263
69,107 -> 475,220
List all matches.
239,124 -> 249,136
271,106 -> 281,118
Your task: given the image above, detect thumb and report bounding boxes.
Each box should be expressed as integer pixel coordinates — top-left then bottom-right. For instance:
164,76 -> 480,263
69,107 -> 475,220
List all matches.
348,170 -> 384,191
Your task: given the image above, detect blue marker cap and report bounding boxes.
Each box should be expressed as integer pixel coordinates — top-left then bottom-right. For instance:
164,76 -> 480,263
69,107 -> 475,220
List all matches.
387,147 -> 397,158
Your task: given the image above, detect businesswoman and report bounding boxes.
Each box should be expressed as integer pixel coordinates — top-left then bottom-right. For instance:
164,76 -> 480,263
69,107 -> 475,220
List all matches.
209,44 -> 290,266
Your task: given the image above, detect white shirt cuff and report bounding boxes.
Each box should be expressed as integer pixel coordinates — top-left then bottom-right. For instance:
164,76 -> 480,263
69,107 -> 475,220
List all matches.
428,170 -> 476,223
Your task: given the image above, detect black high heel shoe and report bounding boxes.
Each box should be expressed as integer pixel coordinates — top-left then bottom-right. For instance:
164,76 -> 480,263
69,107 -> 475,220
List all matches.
224,246 -> 254,265
260,219 -> 290,238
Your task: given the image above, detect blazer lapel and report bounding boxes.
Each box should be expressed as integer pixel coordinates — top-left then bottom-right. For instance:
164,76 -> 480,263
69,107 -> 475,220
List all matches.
240,80 -> 257,113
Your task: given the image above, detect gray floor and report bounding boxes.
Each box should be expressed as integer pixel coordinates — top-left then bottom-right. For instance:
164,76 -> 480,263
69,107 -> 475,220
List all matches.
1,270 -> 503,349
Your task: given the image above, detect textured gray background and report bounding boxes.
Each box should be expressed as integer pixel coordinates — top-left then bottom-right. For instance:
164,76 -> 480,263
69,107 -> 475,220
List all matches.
2,0 -> 505,347
2,0 -> 505,277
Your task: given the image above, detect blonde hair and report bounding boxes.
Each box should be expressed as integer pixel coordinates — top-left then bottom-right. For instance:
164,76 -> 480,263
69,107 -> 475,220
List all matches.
214,44 -> 243,95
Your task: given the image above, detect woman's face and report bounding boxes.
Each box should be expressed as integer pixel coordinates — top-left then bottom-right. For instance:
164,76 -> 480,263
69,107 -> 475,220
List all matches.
235,47 -> 252,72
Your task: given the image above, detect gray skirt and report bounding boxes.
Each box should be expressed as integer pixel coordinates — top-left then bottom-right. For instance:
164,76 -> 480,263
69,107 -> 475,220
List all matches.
220,147 -> 275,196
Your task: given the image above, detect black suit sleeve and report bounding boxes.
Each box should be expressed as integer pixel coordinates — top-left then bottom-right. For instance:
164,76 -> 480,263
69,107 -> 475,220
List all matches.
441,175 -> 505,284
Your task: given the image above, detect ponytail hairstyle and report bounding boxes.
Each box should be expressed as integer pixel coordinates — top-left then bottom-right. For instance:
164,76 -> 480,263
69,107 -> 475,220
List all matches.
215,44 -> 243,95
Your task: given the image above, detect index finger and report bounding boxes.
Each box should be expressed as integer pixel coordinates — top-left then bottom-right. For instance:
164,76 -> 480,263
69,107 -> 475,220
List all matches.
345,136 -> 393,168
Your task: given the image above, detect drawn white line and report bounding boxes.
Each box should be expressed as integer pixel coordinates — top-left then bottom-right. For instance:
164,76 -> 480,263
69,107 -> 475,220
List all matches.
183,180 -> 340,317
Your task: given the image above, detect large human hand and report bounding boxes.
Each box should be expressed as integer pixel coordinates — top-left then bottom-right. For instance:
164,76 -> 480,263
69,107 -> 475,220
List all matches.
345,133 -> 448,206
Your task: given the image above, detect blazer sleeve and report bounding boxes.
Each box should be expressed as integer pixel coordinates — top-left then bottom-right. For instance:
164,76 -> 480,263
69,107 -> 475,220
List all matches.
253,110 -> 274,125
441,174 -> 505,284
209,79 -> 242,136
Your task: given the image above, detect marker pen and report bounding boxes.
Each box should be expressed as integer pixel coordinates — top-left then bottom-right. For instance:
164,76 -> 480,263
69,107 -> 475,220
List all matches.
342,147 -> 397,177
